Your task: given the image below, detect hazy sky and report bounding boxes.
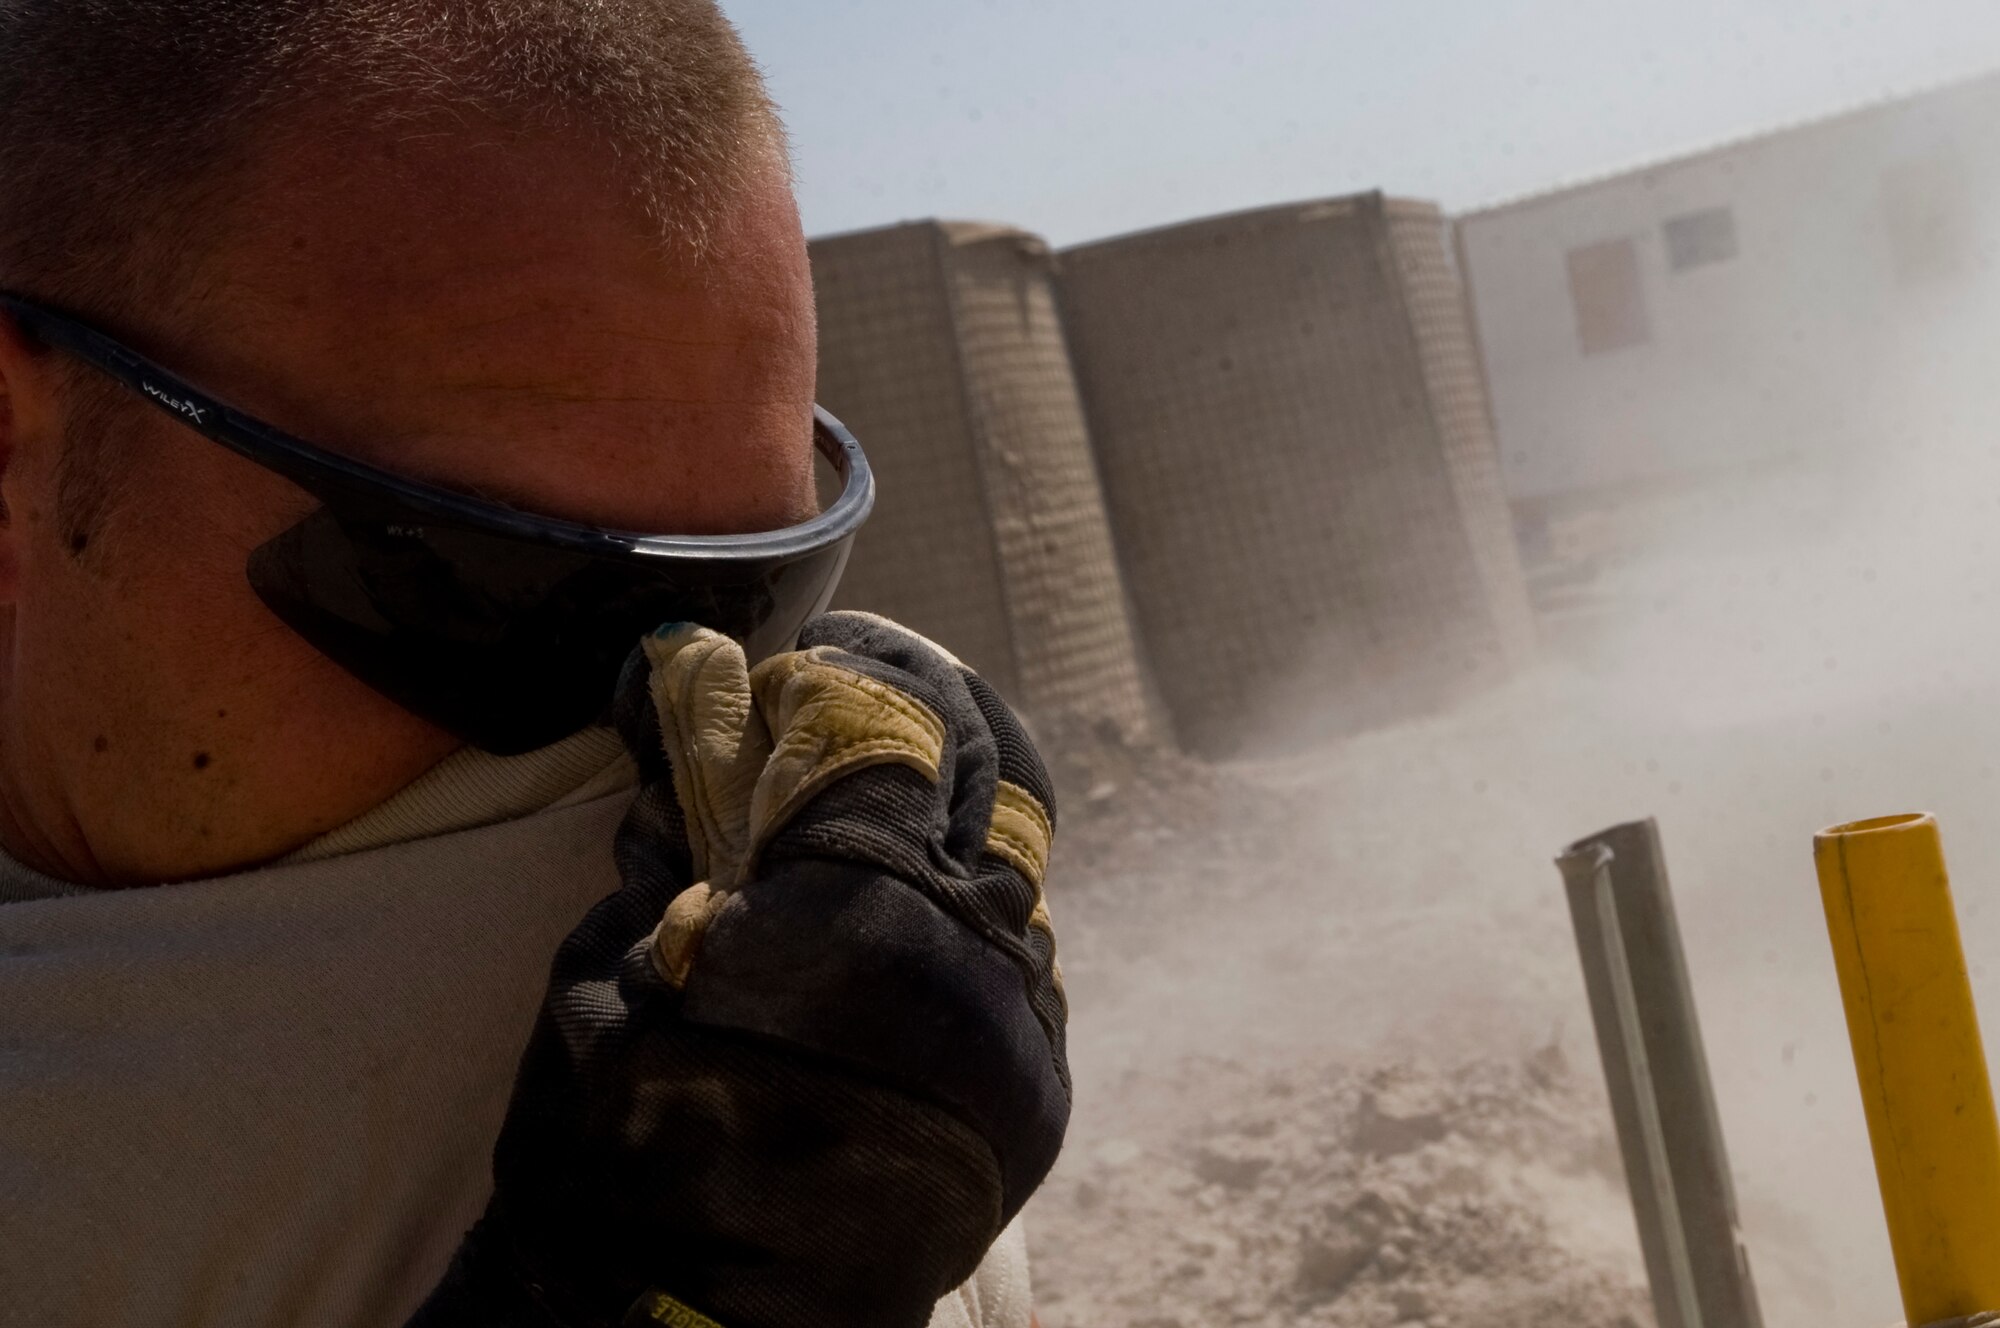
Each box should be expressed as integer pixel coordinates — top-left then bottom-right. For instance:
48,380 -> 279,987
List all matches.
724,0 -> 2000,246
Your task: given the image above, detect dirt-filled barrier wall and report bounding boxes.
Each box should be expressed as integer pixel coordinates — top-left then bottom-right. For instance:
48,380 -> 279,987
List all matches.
810,221 -> 1156,751
1057,194 -> 1534,757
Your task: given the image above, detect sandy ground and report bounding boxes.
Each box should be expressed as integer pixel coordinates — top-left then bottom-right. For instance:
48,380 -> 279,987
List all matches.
1025,736 -> 1664,1328
1023,447 -> 2000,1328
1030,1041 -> 1654,1327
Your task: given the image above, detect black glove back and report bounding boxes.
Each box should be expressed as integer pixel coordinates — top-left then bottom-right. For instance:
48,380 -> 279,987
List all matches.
408,613 -> 1070,1328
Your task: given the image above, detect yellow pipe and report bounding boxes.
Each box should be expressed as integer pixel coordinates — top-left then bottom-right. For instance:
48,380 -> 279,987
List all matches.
1816,812 -> 2000,1325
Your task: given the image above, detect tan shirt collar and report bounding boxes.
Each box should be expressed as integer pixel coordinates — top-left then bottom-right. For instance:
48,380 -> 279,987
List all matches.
284,726 -> 638,865
0,726 -> 639,902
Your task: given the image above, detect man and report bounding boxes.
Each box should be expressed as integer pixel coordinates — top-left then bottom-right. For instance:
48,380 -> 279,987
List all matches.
0,3 -> 1060,1325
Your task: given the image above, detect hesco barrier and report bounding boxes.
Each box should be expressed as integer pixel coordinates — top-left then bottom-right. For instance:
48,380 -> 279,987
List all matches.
1057,194 -> 1535,757
810,221 -> 1157,751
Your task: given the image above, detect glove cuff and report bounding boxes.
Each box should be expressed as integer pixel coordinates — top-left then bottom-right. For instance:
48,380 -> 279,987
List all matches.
405,1212 -> 615,1328
620,1290 -> 732,1328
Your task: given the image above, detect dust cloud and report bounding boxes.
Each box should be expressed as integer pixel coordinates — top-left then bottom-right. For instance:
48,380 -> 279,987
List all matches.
1023,187 -> 2000,1328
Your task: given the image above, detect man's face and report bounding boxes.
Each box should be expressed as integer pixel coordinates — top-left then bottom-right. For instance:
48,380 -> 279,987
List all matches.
0,122 -> 819,884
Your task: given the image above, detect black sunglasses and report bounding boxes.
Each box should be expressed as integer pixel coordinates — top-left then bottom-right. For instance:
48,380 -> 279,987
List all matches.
0,292 -> 875,755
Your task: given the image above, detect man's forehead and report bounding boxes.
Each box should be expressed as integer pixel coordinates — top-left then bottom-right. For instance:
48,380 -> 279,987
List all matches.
152,120 -> 817,533
210,121 -> 805,353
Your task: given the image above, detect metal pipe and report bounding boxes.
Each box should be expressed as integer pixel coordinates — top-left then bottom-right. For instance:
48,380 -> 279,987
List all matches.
1557,819 -> 1763,1328
1816,813 -> 2000,1325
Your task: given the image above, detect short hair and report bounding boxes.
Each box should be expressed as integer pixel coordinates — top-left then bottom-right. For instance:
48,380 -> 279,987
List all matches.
0,0 -> 787,544
0,0 -> 785,311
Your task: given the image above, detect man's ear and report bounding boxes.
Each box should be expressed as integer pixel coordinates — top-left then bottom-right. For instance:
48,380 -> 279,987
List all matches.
0,307 -> 57,604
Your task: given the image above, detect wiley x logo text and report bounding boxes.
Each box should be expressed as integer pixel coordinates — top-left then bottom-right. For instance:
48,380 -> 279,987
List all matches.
141,381 -> 208,426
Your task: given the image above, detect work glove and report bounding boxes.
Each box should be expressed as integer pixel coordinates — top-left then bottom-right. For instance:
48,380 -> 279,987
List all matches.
407,611 -> 1071,1328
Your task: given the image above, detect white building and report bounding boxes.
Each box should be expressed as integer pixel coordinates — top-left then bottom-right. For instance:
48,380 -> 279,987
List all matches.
1457,74 -> 2000,511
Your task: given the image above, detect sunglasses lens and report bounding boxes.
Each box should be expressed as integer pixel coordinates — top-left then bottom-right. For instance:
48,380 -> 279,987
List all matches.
0,296 -> 873,748
247,509 -> 852,754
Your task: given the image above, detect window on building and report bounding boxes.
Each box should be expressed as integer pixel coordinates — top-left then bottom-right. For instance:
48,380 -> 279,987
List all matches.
1883,155 -> 1970,284
1566,237 -> 1650,356
1662,206 -> 1738,272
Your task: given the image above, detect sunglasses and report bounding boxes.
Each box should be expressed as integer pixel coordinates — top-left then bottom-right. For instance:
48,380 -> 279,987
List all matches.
0,292 -> 875,756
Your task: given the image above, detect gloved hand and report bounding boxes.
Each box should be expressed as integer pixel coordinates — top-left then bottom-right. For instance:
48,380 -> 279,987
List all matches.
407,612 -> 1071,1328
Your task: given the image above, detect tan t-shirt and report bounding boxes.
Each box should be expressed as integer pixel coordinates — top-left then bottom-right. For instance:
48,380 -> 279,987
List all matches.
0,729 -> 1030,1327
